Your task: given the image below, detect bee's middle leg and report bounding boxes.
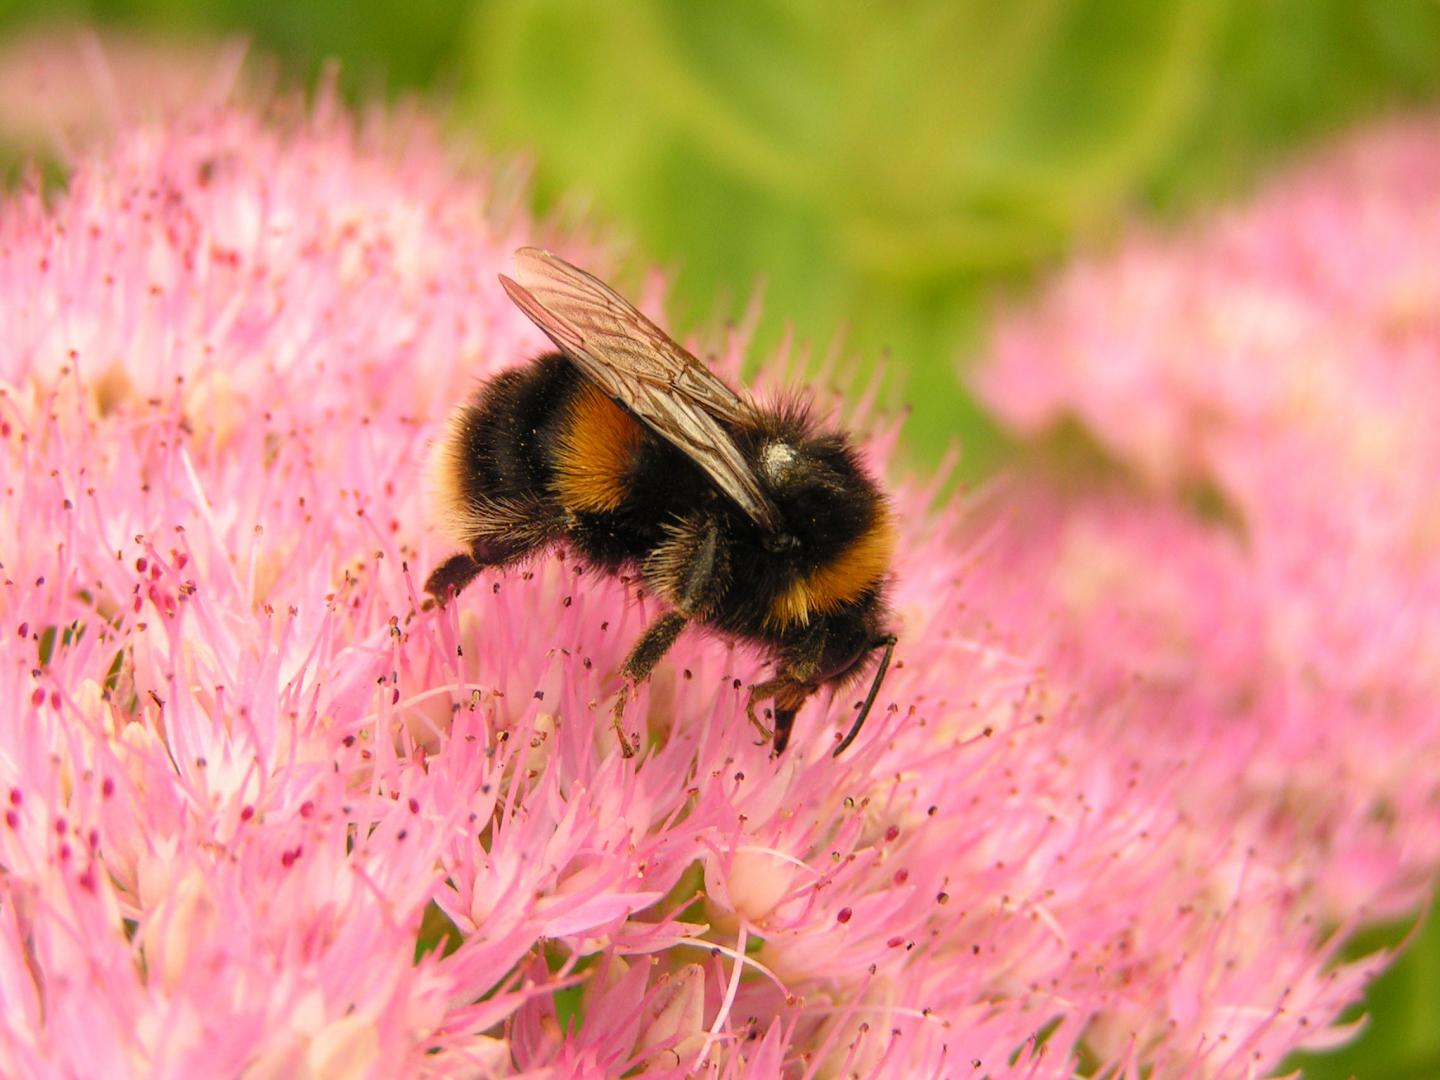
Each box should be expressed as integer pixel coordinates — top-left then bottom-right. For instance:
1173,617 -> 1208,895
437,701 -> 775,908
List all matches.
612,611 -> 688,756
610,516 -> 727,755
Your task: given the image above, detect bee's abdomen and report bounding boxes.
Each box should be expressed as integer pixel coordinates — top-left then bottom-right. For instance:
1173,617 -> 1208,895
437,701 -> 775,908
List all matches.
431,354 -> 576,542
434,352 -> 710,570
551,381 -> 645,514
549,377 -> 703,567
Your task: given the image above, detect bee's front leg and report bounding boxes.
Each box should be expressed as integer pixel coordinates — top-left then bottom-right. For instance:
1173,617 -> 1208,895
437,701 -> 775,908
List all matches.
745,677 -> 812,753
747,627 -> 825,752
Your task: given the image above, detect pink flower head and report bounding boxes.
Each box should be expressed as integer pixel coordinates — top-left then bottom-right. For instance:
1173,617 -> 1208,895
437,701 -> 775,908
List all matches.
976,117 -> 1440,570
973,116 -> 1440,1069
0,88 -> 1433,1078
0,27 -> 255,156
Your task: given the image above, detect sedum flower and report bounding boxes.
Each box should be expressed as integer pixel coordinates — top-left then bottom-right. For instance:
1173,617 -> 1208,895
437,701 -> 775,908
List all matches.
0,80 -> 1435,1080
974,116 -> 1440,1070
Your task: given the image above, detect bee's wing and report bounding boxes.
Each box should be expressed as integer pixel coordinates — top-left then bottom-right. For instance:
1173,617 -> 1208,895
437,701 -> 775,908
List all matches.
501,247 -> 780,531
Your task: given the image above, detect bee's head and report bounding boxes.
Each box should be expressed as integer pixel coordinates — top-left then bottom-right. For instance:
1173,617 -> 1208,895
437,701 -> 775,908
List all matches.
826,628 -> 899,757
793,603 -> 898,759
816,613 -> 883,679
744,417 -> 895,635
754,433 -> 880,560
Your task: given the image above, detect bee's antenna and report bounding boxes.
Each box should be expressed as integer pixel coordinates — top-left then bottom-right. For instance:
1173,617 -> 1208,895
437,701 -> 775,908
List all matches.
833,634 -> 897,758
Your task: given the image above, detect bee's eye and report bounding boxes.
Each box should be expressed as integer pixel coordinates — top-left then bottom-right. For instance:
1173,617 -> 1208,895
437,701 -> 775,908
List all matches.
789,480 -> 843,525
764,532 -> 801,555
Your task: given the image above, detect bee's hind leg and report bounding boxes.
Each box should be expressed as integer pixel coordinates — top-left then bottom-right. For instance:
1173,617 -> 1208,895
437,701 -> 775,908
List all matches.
612,611 -> 688,756
423,553 -> 484,604
423,495 -> 563,606
423,542 -> 523,607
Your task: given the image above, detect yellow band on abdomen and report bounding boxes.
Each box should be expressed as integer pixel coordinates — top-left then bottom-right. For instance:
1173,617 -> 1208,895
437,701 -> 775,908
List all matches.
552,382 -> 643,513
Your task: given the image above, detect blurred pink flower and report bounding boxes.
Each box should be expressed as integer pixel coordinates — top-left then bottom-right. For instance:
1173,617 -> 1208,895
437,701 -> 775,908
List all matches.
975,116 -> 1440,1069
0,87 -> 1433,1078
0,27 -> 256,156
977,117 -> 1440,571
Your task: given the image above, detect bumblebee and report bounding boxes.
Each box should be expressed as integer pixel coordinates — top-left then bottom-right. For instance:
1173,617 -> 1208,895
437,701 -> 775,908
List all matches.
426,248 -> 896,757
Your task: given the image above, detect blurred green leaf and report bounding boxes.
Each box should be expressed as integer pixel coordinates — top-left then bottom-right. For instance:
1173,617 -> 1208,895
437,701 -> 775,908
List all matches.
1154,1 -> 1440,207
460,0 -> 1440,480
0,0 -> 473,97
1288,898 -> 1440,1080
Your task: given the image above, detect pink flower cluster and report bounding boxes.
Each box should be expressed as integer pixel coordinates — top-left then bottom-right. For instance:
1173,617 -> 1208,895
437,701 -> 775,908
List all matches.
0,89 -> 1435,1077
974,119 -> 1440,1066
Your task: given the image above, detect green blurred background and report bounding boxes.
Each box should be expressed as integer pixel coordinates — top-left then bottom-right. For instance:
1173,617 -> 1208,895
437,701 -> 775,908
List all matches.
4,1 -> 1440,1074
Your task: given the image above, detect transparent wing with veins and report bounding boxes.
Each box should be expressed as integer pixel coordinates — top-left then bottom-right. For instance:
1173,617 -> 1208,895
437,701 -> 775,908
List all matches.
500,247 -> 780,532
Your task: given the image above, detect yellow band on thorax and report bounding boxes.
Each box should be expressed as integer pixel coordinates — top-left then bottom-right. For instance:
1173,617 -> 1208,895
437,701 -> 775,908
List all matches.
768,509 -> 893,628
